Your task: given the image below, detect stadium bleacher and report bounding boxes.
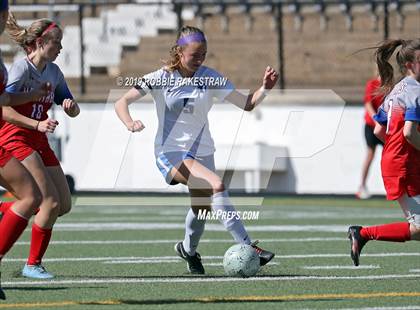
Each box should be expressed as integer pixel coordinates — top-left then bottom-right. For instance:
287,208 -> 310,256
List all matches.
3,1 -> 419,102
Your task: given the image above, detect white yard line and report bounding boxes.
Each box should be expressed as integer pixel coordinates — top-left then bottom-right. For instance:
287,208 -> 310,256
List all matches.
102,260 -> 280,266
302,265 -> 380,270
50,223 -> 351,232
103,259 -> 181,264
327,307 -> 420,310
201,262 -> 280,267
4,253 -> 420,263
3,274 -> 420,287
69,210 -> 402,220
74,196 -> 264,206
14,237 -> 346,245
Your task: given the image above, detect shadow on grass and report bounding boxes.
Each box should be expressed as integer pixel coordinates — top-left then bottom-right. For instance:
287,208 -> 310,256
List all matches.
5,286 -> 106,292
83,297 -> 339,306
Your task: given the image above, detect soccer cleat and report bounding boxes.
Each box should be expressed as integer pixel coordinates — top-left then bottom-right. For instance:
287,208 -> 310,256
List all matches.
22,264 -> 54,279
348,226 -> 368,266
251,240 -> 275,266
174,242 -> 205,274
356,186 -> 371,200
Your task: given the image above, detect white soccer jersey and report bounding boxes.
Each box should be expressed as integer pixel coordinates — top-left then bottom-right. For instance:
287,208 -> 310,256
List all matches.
135,66 -> 234,156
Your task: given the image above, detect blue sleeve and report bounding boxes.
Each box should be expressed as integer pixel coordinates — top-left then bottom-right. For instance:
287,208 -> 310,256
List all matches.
373,107 -> 388,125
54,72 -> 73,106
404,97 -> 420,122
6,61 -> 27,93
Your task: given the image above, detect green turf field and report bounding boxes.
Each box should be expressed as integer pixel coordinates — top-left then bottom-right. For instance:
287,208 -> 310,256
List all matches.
1,195 -> 419,309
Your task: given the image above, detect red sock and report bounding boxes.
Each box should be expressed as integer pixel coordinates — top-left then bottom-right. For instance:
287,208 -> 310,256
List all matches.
27,223 -> 52,265
0,201 -> 14,213
360,222 -> 411,242
0,202 -> 39,215
0,209 -> 28,257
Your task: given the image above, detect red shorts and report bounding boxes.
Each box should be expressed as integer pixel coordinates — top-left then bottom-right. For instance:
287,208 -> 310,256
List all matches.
383,175 -> 420,200
2,141 -> 59,167
0,146 -> 13,167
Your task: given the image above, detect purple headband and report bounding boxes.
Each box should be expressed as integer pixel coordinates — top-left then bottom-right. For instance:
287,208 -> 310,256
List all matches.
176,33 -> 206,46
0,0 -> 8,11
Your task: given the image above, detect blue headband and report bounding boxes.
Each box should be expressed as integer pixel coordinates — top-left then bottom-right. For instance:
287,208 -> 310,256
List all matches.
176,33 -> 206,46
0,0 -> 8,11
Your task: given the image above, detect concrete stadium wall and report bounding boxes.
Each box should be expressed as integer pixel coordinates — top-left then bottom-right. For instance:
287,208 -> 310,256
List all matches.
52,92 -> 385,195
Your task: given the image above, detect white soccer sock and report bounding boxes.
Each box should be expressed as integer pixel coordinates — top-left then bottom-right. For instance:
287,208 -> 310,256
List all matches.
182,208 -> 206,256
211,191 -> 251,245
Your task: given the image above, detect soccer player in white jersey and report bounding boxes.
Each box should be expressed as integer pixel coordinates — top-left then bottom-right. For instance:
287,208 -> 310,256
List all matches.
115,26 -> 278,274
348,39 -> 420,266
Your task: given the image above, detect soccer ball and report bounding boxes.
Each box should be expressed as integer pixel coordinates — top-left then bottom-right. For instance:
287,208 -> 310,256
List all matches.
223,244 -> 260,277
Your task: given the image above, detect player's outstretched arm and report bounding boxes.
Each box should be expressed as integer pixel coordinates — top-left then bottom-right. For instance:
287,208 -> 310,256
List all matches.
225,66 -> 278,111
2,106 -> 58,133
403,121 -> 420,150
115,87 -> 145,132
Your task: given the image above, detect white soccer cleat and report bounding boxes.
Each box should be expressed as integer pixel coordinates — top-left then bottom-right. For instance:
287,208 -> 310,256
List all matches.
22,264 -> 54,279
356,186 -> 371,199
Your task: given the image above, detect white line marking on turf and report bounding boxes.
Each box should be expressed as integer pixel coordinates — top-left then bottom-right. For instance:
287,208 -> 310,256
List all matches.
302,265 -> 380,270
203,262 -> 280,267
14,237 -> 346,245
409,269 -> 420,273
4,253 -> 420,263
71,208 -> 402,220
328,307 -> 420,310
62,216 -> 185,222
101,260 -> 280,266
103,259 -> 180,264
3,274 -> 420,287
51,223 -> 351,232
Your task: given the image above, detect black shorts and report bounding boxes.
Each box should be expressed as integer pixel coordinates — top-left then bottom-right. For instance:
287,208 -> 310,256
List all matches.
364,124 -> 383,148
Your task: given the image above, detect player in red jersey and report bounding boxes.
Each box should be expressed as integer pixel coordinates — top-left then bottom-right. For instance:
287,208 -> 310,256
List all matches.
349,38 -> 420,266
356,73 -> 384,199
0,13 -> 80,279
0,0 -> 50,299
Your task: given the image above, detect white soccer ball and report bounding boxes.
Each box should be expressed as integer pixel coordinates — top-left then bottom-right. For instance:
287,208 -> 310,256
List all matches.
223,244 -> 260,277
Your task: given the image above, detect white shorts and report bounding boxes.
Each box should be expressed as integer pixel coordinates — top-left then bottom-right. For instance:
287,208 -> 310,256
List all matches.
398,194 -> 420,228
156,151 -> 215,185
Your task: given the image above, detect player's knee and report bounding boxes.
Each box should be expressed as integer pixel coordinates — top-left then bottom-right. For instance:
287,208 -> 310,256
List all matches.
21,193 -> 42,214
212,181 -> 225,194
42,196 -> 60,215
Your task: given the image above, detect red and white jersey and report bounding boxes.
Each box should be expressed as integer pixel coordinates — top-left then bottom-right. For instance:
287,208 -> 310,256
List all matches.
0,57 -> 72,146
374,76 -> 420,199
